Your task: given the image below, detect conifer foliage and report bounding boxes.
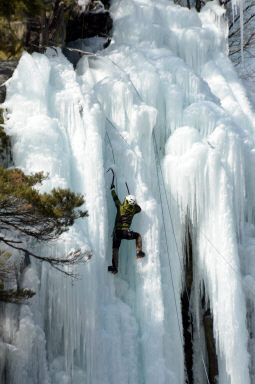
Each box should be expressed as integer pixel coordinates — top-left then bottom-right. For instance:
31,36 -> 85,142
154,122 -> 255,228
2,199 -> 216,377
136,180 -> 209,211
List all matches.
0,167 -> 87,241
0,0 -> 45,19
0,165 -> 91,301
0,166 -> 90,266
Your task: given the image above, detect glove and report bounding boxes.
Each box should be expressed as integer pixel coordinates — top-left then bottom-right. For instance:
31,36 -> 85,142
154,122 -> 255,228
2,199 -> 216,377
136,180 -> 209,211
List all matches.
110,183 -> 115,190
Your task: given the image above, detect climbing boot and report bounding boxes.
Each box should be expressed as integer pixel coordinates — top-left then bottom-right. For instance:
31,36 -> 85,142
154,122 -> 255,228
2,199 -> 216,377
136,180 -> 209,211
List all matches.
136,250 -> 145,259
108,265 -> 118,274
136,234 -> 145,258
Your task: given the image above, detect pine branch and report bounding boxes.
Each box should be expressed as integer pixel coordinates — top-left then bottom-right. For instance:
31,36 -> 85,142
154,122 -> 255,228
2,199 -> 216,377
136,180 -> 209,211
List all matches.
0,288 -> 35,303
0,235 -> 92,278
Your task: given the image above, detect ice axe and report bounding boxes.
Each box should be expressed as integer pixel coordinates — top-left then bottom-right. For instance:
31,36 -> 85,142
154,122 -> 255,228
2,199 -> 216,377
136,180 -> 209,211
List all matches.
125,182 -> 130,194
107,168 -> 115,189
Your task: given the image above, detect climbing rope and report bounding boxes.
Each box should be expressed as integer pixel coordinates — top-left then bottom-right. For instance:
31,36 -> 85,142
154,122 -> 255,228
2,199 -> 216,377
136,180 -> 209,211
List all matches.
67,48 -> 243,284
102,100 -> 210,383
152,131 -> 210,384
81,50 -> 248,382
96,55 -> 248,288
92,58 -> 211,382
153,132 -> 184,346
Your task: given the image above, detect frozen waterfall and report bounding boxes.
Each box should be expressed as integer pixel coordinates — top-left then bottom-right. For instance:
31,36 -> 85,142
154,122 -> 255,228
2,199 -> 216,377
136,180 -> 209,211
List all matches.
2,0 -> 255,383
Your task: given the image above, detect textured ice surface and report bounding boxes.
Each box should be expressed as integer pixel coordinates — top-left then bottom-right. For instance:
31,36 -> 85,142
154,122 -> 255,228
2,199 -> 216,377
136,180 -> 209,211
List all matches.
2,0 -> 255,383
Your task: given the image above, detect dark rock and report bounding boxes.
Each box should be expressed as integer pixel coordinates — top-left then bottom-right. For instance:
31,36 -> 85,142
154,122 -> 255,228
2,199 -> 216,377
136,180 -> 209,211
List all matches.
66,10 -> 113,43
0,58 -> 19,103
182,221 -> 194,384
203,309 -> 219,383
0,86 -> 6,105
182,218 -> 219,384
0,59 -> 19,85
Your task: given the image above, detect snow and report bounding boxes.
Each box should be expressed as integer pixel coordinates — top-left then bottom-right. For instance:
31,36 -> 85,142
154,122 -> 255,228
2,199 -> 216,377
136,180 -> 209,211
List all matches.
1,0 -> 255,383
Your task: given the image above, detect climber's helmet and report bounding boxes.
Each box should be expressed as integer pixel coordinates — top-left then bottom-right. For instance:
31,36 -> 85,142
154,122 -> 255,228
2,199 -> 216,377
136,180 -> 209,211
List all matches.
125,195 -> 136,206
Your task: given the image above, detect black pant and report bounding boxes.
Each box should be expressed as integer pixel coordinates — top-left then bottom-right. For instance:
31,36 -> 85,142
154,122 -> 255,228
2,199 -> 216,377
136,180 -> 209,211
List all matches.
113,230 -> 139,249
112,230 -> 141,268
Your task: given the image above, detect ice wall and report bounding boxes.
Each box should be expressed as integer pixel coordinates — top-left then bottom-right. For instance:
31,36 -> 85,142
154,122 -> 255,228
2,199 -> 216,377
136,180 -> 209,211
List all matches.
2,0 -> 255,383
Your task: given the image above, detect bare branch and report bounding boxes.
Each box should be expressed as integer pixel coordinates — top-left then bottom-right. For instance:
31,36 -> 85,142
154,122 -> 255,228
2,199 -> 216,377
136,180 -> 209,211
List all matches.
0,235 -> 92,278
229,33 -> 255,56
228,3 -> 255,30
229,13 -> 255,39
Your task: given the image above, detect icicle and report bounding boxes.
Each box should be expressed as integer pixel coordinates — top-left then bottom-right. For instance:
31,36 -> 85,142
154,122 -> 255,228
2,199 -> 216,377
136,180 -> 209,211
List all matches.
232,0 -> 245,61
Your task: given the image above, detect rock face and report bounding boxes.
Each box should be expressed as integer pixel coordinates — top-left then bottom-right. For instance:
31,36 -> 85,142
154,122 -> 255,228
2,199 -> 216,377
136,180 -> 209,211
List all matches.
66,7 -> 113,43
26,0 -> 113,52
26,0 -> 67,54
0,1 -> 113,101
182,221 -> 219,384
0,1 -> 113,58
0,59 -> 19,104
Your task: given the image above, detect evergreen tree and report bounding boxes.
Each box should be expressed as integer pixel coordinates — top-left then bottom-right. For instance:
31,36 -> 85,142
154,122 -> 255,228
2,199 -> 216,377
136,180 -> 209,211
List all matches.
0,0 -> 45,19
0,110 -> 91,302
0,166 -> 90,272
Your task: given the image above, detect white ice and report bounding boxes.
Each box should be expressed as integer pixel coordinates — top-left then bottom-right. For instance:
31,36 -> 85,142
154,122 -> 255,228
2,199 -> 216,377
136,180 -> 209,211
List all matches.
1,0 -> 255,383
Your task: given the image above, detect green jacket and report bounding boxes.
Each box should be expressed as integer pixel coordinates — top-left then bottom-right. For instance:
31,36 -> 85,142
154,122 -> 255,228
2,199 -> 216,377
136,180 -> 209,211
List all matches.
111,189 -> 141,230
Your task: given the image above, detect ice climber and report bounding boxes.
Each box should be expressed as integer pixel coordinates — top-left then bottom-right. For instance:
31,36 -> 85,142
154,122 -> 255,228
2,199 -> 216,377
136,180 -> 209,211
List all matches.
108,183 -> 145,275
